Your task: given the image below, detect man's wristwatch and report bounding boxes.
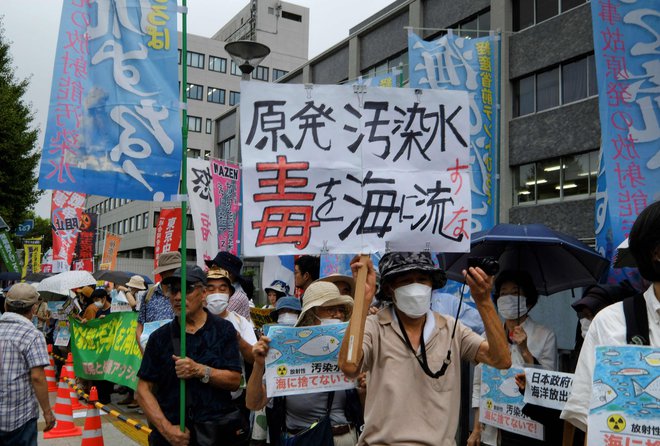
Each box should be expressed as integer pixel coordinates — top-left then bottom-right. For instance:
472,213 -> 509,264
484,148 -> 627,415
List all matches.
200,366 -> 211,384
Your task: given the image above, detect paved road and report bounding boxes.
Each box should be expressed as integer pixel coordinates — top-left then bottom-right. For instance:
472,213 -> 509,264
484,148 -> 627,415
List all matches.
37,390 -> 149,446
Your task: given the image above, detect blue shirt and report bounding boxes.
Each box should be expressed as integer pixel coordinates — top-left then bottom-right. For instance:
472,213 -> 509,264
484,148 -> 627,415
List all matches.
137,284 -> 174,325
138,311 -> 242,426
430,291 -> 485,335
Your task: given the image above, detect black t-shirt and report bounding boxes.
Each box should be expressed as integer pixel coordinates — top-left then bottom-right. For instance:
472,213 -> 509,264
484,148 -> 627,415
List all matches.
138,311 -> 242,424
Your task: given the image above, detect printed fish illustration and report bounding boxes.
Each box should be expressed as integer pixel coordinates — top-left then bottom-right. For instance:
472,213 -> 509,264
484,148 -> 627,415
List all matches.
498,376 -> 521,398
591,380 -> 618,409
641,351 -> 660,367
297,335 -> 340,356
612,368 -> 649,376
643,402 -> 660,410
632,376 -> 660,400
283,339 -> 300,345
298,329 -> 313,338
604,350 -> 620,357
265,348 -> 283,364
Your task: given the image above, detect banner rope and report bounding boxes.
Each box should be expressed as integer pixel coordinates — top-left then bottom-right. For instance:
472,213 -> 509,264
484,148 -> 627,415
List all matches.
63,377 -> 152,434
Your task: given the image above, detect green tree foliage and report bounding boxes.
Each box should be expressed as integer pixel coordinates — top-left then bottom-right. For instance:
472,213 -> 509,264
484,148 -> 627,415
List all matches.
0,23 -> 42,231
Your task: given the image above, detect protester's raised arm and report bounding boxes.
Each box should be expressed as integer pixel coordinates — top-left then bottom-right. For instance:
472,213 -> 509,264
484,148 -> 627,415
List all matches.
466,267 -> 511,369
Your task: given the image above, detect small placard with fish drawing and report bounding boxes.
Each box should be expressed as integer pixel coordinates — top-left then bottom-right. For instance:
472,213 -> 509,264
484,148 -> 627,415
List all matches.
480,365 -> 545,440
264,323 -> 355,397
587,346 -> 660,446
523,368 -> 574,411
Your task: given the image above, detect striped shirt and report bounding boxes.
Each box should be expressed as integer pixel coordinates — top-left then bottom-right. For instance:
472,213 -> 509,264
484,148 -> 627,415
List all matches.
227,287 -> 251,321
0,312 -> 50,432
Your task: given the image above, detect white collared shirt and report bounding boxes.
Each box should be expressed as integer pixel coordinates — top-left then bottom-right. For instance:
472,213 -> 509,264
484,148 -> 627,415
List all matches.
560,284 -> 660,431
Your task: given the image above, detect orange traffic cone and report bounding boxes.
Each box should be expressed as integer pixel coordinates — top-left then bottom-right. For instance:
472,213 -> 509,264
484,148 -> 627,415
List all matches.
43,377 -> 83,439
81,387 -> 104,446
45,345 -> 58,393
61,364 -> 87,411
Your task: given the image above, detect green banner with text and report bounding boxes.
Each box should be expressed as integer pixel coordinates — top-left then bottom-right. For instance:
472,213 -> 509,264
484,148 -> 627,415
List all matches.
70,312 -> 142,390
0,231 -> 20,273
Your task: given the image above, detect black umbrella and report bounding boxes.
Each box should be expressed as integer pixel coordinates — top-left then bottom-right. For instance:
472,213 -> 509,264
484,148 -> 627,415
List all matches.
23,272 -> 55,282
0,271 -> 21,281
93,270 -> 153,285
439,224 -> 610,295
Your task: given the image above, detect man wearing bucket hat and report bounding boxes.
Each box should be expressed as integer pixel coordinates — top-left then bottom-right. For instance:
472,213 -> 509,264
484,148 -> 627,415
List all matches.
338,252 -> 511,446
264,280 -> 290,308
136,251 -> 180,354
206,252 -> 253,320
0,283 -> 56,444
247,281 -> 363,445
116,275 -> 147,311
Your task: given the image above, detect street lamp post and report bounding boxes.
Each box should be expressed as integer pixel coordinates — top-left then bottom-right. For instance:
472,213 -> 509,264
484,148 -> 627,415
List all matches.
224,40 -> 271,80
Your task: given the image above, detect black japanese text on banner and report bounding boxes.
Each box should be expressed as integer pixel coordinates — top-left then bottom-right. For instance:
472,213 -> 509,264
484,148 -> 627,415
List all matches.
240,83 -> 472,256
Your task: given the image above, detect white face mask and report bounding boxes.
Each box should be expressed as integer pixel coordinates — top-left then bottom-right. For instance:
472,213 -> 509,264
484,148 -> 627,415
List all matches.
93,301 -> 103,308
393,283 -> 432,318
277,313 -> 298,326
319,318 -> 342,325
206,293 -> 230,315
497,294 -> 527,320
580,318 -> 591,338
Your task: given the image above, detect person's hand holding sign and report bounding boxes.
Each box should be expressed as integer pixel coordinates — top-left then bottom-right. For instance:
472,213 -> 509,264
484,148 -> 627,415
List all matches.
252,336 -> 271,367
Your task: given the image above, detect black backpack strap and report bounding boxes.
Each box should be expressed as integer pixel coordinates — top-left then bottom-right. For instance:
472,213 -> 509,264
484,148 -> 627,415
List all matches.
623,294 -> 649,346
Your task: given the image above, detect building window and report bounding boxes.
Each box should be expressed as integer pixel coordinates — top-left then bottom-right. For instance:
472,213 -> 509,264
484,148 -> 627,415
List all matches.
129,217 -> 135,232
186,51 -> 205,69
281,10 -> 302,22
188,115 -> 202,132
456,9 -> 491,38
513,53 -> 596,117
220,137 -> 237,161
207,87 -> 225,104
230,60 -> 241,76
186,83 -> 203,100
188,148 -> 201,158
513,150 -> 598,204
153,211 -> 160,228
178,49 -> 181,65
206,118 -> 213,134
252,65 -> 269,81
362,50 -> 410,86
536,67 -> 559,112
273,69 -> 289,81
208,56 -> 227,73
513,0 -> 585,31
143,212 -> 149,229
229,91 -> 240,106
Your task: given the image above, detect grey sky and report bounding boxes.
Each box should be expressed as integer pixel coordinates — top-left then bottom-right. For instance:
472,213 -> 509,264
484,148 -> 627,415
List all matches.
1,0 -> 391,218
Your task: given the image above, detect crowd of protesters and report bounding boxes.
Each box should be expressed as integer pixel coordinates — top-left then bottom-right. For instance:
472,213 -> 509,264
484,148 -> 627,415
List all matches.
0,201 -> 658,446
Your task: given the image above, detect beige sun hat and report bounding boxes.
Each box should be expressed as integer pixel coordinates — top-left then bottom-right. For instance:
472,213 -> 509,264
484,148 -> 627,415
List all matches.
316,274 -> 355,297
295,281 -> 353,327
126,275 -> 147,290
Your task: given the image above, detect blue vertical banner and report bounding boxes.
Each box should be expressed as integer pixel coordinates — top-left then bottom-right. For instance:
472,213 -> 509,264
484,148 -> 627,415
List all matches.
592,0 -> 660,264
39,0 -> 182,201
408,31 -> 500,234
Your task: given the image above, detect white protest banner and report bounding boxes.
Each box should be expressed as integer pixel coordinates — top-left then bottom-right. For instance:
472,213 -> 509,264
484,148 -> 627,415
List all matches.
523,368 -> 573,411
240,82 -> 471,256
110,291 -> 133,313
264,323 -> 354,397
54,322 -> 71,347
588,346 -> 660,445
479,365 -> 544,440
187,158 -> 218,268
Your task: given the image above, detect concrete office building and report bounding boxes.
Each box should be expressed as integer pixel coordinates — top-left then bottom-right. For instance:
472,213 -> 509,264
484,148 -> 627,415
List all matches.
216,0 -> 599,357
85,0 -> 309,277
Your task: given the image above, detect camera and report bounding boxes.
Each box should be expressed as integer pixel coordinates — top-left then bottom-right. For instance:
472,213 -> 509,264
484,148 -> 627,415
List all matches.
467,256 -> 500,276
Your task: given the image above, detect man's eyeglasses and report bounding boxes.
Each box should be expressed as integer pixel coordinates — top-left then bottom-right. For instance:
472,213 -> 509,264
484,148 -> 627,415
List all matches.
166,283 -> 203,296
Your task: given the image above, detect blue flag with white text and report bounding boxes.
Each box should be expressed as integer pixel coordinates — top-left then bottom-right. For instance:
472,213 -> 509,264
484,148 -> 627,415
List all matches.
408,31 -> 500,234
39,0 -> 182,201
